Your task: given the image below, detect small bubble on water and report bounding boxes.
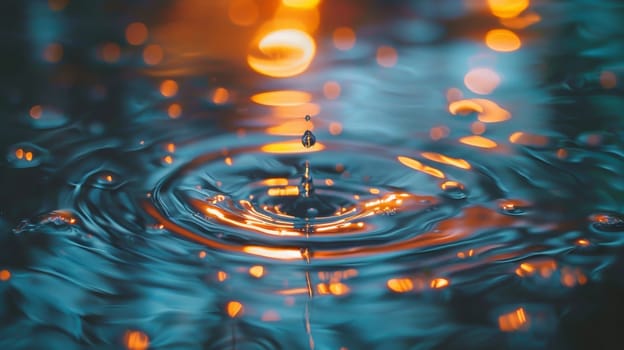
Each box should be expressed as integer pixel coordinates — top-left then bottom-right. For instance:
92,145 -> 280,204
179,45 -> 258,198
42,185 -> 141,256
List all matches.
306,207 -> 319,217
589,213 -> 624,232
440,181 -> 467,199
301,130 -> 316,148
305,114 -> 311,122
498,199 -> 530,215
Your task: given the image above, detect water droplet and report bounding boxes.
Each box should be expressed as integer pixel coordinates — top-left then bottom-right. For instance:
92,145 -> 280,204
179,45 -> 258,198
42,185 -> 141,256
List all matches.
301,130 -> 316,148
306,207 -> 319,217
440,181 -> 467,199
498,199 -> 530,215
589,213 -> 624,232
305,114 -> 311,122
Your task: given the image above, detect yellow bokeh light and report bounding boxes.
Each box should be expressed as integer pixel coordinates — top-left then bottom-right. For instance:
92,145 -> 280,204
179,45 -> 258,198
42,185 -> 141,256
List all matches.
282,0 -> 321,9
485,29 -> 521,52
488,0 -> 530,19
248,29 -> 316,78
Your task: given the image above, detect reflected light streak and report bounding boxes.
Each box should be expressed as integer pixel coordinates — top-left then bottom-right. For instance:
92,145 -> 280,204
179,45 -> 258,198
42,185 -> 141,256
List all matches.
509,132 -> 549,146
430,278 -> 449,289
397,156 -> 445,179
485,29 -> 521,52
261,140 -> 325,153
267,186 -> 300,196
248,29 -> 316,78
449,99 -> 511,123
243,246 -> 303,260
459,135 -> 498,149
498,308 -> 529,332
251,90 -> 312,106
282,0 -> 321,9
421,152 -> 472,170
387,278 -> 413,293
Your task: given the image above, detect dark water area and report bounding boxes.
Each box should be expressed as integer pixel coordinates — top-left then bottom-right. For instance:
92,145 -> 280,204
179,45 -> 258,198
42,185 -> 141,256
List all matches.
1,0 -> 624,349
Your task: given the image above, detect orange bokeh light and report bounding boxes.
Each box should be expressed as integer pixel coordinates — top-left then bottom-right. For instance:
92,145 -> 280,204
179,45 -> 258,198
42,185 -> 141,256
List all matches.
333,27 -> 356,51
323,81 -> 341,100
249,265 -> 265,278
124,330 -> 149,350
282,0 -> 321,9
376,46 -> 398,68
125,22 -> 149,46
464,68 -> 501,95
248,29 -> 316,78
100,42 -> 121,63
498,307 -> 529,332
0,269 -> 10,281
143,44 -> 163,65
600,71 -> 617,89
30,105 -> 43,119
485,29 -> 521,52
228,0 -> 259,27
430,278 -> 450,289
227,301 -> 244,318
212,87 -> 230,104
459,135 -> 498,149
160,80 -> 178,98
387,278 -> 414,293
488,0 -> 530,19
167,103 -> 182,119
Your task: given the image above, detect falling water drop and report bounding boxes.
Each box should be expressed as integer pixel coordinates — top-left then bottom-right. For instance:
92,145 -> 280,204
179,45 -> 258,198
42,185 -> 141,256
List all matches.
305,114 -> 311,121
301,130 -> 316,148
589,213 -> 624,232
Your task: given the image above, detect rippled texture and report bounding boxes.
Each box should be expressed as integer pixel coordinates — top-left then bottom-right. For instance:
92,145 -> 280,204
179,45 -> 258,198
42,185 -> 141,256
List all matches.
2,1 -> 624,349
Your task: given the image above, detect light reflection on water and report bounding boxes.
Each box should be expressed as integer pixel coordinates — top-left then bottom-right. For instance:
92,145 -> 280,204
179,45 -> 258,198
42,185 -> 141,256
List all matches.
2,0 -> 624,349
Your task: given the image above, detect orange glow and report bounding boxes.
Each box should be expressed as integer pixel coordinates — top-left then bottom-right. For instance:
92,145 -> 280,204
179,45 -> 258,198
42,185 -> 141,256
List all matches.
160,80 -> 178,98
223,157 -> 233,166
500,12 -> 541,29
600,71 -> 617,89
212,87 -> 229,104
278,287 -> 310,295
167,103 -> 182,119
576,238 -> 590,247
430,126 -> 450,140
43,43 -> 63,63
262,310 -> 281,322
471,121 -> 486,135
421,152 -> 472,170
100,42 -> 121,63
261,140 -> 325,154
323,81 -> 341,100
387,278 -> 413,293
369,188 -> 380,195
430,278 -> 449,289
249,265 -> 265,278
464,68 -> 501,95
282,0 -> 321,9
25,152 -> 33,162
441,181 -> 464,191
227,301 -> 244,318
329,122 -> 343,135
48,0 -> 68,11
459,135 -> 498,149
228,0 -> 259,27
143,44 -> 163,65
263,178 -> 289,186
561,268 -> 576,288
556,148 -> 568,159
217,271 -> 228,282
329,282 -> 350,296
509,132 -> 549,146
15,148 -> 24,159
460,99 -> 510,123
485,29 -> 521,52
198,251 -> 207,259
448,99 -> 484,115
446,87 -> 463,102
163,155 -> 173,164
376,46 -> 398,68
488,0 -> 530,19
576,270 -> 588,285
251,90 -> 312,106
333,27 -> 356,51
515,260 -> 557,278
267,186 -> 300,196
105,175 -> 113,182
0,269 -> 10,281
124,330 -> 149,350
125,22 -> 148,46
247,29 -> 316,78
166,143 -> 175,153
243,246 -> 303,260
398,156 -> 446,179
498,308 -> 529,332
30,105 -> 43,119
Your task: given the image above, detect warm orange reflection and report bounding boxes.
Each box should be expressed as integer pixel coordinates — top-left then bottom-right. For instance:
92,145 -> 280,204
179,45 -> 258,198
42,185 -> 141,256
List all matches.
143,44 -> 163,65
509,132 -> 549,147
515,259 -> 557,278
459,135 -> 498,149
329,122 -> 343,135
575,238 -> 590,247
124,330 -> 149,350
228,0 -> 260,27
99,42 -> 121,63
0,269 -> 10,282
227,301 -> 244,318
248,29 -> 316,78
600,71 -> 617,89
398,156 -> 446,179
464,68 -> 501,95
282,0 -> 321,9
125,22 -> 149,46
43,43 -> 63,63
218,271 -> 228,282
485,29 -> 521,52
498,307 -> 529,332
29,105 -> 43,119
212,87 -> 230,104
328,282 -> 350,296
376,46 -> 398,68
333,27 -> 356,51
488,0 -> 530,19
263,178 -> 290,186
454,99 -> 511,123
249,265 -> 265,278
387,278 -> 413,293
160,80 -> 178,97
251,90 -> 312,106
261,140 -> 325,154
448,99 -> 484,115
500,12 -> 541,29
421,152 -> 471,170
243,246 -> 303,260
167,103 -> 182,119
430,278 -> 450,289
267,186 -> 300,196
